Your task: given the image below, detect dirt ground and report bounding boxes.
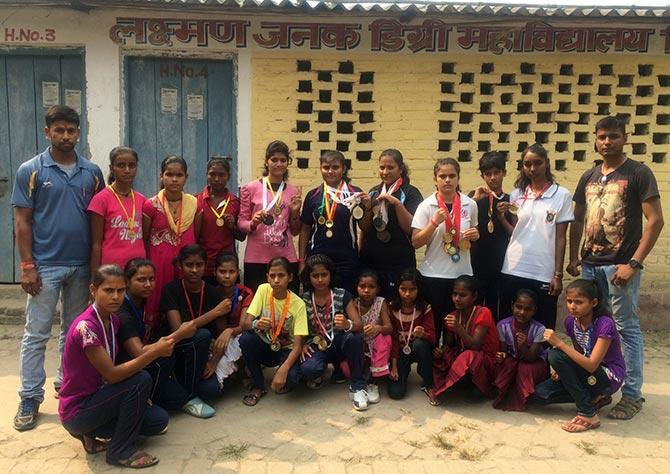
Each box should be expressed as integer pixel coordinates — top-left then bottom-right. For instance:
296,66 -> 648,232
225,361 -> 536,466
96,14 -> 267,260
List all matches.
0,325 -> 668,473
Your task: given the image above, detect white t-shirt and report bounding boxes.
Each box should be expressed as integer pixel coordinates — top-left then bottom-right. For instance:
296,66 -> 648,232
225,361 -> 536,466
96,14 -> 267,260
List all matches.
501,183 -> 574,283
411,192 -> 478,279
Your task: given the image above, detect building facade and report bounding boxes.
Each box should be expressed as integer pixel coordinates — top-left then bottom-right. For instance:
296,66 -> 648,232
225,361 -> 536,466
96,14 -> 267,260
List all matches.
1,1 -> 668,325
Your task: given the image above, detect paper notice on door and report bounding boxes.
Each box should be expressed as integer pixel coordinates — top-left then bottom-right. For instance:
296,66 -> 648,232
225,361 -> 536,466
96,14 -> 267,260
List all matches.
42,82 -> 60,108
186,94 -> 204,120
64,89 -> 82,114
160,88 -> 178,114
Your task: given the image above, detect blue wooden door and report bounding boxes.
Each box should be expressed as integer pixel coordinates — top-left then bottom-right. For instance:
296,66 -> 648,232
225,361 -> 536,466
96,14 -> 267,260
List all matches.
125,57 -> 237,196
0,50 -> 87,282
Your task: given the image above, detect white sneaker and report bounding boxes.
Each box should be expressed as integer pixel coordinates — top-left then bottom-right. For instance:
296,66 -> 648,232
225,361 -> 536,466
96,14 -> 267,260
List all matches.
351,389 -> 369,411
367,384 -> 380,404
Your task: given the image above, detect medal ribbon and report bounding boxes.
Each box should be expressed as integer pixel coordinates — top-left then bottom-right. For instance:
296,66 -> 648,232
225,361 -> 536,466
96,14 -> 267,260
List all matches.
436,191 -> 461,246
399,307 -> 416,351
487,191 -> 504,231
160,192 -> 184,241
518,183 -> 551,210
269,290 -> 291,344
457,306 -> 478,350
311,291 -> 334,342
262,177 -> 285,213
322,181 -> 343,222
208,192 -> 231,220
92,304 -> 116,364
108,185 -> 137,230
379,177 -> 403,224
181,280 -> 205,320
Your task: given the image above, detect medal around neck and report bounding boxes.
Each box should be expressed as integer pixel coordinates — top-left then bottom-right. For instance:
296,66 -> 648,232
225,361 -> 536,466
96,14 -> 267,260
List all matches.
352,205 -> 364,220
262,213 -> 274,226
402,345 -> 412,355
487,219 -> 494,233
373,215 -> 386,232
216,217 -> 225,227
377,230 -> 391,243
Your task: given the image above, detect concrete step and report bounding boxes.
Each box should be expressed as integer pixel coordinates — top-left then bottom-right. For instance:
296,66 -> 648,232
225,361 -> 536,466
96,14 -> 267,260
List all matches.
0,284 -> 23,300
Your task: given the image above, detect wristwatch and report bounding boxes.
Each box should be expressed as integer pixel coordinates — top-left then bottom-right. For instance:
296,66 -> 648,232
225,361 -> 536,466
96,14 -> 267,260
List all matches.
628,259 -> 644,270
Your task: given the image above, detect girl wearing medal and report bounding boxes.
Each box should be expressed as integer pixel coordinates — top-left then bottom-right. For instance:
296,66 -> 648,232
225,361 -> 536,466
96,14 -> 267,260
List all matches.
499,144 -> 574,330
299,150 -> 370,294
298,254 -> 368,411
239,257 -> 308,406
349,270 -> 393,404
239,141 -> 303,293
199,252 -> 254,398
196,156 -> 244,285
359,149 -> 423,299
493,289 -> 548,411
142,156 -> 200,343
431,276 -> 498,403
411,158 -> 479,338
59,265 -> 174,468
387,269 -> 438,405
89,147 -> 146,276
535,280 -> 625,432
160,245 -> 234,418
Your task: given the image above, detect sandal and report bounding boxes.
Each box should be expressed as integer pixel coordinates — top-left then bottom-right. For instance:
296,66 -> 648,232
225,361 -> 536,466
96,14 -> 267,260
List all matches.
422,387 -> 442,406
594,395 -> 612,411
243,389 -> 267,407
561,415 -> 601,433
607,396 -> 645,420
109,450 -> 159,469
76,434 -> 108,454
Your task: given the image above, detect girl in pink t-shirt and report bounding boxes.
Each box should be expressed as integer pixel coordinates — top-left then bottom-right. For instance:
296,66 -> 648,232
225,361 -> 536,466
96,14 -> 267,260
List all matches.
59,265 -> 174,468
88,147 -> 146,276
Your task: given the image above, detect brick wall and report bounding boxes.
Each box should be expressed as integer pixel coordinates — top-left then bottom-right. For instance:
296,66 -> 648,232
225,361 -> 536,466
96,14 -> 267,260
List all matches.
251,52 -> 670,302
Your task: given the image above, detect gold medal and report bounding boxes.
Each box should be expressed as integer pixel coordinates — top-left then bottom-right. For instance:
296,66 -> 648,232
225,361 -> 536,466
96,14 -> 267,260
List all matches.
326,229 -> 334,238
508,202 -> 519,215
274,205 -> 282,216
487,220 -> 494,234
270,341 -> 281,352
312,335 -> 323,346
352,205 -> 364,220
318,339 -> 328,351
216,217 -> 225,227
325,219 -> 334,228
447,245 -> 458,256
443,232 -> 453,244
318,215 -> 326,226
587,375 -> 597,386
458,239 -> 471,251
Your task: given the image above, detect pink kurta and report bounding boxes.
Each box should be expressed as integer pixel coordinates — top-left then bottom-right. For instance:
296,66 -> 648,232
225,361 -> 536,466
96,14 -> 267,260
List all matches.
142,195 -> 196,342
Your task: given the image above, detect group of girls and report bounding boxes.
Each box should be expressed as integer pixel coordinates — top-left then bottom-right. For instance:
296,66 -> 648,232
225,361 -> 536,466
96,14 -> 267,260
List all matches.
59,140 -> 628,467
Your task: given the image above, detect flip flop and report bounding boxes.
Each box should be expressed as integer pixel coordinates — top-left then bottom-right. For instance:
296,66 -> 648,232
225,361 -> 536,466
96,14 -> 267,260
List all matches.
76,434 -> 108,454
243,389 -> 267,406
422,387 -> 442,406
109,450 -> 159,469
561,416 -> 601,433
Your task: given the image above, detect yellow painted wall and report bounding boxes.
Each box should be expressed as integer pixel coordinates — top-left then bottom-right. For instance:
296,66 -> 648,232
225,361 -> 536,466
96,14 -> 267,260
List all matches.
251,52 -> 670,293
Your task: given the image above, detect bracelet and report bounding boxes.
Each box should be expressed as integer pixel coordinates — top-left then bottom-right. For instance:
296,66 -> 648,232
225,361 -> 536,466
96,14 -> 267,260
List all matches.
345,319 -> 353,332
553,272 -> 563,279
20,261 -> 36,271
430,219 -> 439,228
251,319 -> 258,330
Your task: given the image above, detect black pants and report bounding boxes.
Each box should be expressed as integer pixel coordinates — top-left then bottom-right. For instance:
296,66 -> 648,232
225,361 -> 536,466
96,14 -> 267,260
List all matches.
144,356 -> 190,410
476,273 -> 504,321
387,338 -> 433,400
500,274 -> 558,329
244,262 -> 300,294
418,273 -> 455,342
173,328 -> 212,398
238,331 -> 301,390
533,349 -> 612,417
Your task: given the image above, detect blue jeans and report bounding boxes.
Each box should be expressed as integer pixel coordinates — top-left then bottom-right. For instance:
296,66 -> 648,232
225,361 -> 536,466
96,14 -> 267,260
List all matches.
534,349 -> 611,417
19,264 -> 90,403
582,263 -> 643,400
62,371 -> 168,464
300,331 -> 366,391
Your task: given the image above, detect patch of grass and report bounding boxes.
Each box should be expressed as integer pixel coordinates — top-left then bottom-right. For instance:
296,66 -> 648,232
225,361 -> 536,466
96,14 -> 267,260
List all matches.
575,440 -> 598,455
403,439 -> 424,448
458,446 -> 485,461
432,434 -> 455,451
354,416 -> 370,426
220,442 -> 249,460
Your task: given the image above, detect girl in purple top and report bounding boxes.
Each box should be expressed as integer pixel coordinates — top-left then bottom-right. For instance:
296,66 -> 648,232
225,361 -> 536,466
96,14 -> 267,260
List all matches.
58,265 -> 174,468
239,140 -> 303,292
535,279 -> 625,433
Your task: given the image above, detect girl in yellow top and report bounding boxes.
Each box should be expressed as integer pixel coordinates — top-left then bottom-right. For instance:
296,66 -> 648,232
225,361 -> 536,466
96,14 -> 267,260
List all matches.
239,257 -> 308,406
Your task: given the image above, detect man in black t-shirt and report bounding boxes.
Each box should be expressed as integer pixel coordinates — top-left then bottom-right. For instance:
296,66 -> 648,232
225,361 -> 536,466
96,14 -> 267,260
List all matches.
568,116 -> 664,420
